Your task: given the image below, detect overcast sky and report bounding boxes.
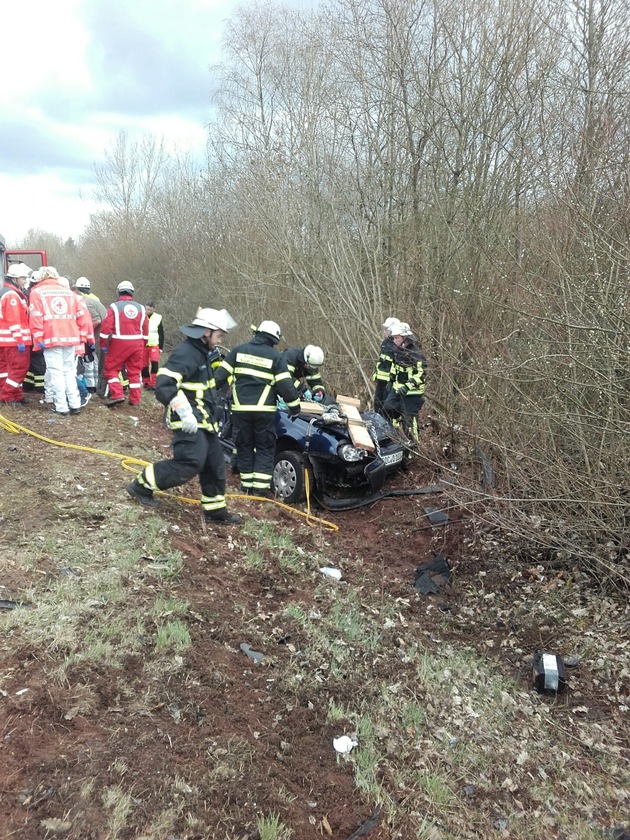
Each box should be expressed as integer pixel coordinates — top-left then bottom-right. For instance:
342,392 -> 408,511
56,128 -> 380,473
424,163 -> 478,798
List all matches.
0,0 -> 244,245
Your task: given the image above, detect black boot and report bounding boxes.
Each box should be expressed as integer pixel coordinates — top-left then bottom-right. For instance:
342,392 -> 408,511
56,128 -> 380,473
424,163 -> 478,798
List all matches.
204,508 -> 242,524
127,479 -> 159,507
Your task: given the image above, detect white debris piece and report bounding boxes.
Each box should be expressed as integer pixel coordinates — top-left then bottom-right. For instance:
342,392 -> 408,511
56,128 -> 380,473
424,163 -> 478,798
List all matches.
333,735 -> 358,754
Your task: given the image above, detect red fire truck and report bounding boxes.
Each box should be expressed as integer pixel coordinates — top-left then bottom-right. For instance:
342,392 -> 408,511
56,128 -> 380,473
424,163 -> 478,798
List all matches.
0,233 -> 48,274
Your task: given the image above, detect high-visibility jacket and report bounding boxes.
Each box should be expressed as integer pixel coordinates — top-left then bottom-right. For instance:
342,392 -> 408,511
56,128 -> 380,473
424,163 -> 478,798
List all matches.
0,281 -> 31,346
147,312 -> 164,348
390,340 -> 427,396
215,334 -> 300,413
282,347 -> 324,394
29,279 -> 90,348
100,294 -> 148,347
156,337 -> 220,432
373,335 -> 397,383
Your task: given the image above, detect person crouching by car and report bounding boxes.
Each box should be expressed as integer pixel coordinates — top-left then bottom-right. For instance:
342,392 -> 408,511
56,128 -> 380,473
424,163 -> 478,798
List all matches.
214,320 -> 301,497
127,307 -> 242,525
282,344 -> 326,402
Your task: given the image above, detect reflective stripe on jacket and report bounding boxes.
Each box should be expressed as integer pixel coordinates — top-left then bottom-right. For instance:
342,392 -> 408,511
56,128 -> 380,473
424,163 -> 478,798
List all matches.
28,279 -> 89,348
0,283 -> 31,345
215,335 -> 300,413
373,336 -> 397,382
390,342 -> 427,396
147,312 -> 163,347
100,296 -> 148,344
282,347 -> 324,392
155,337 -> 220,432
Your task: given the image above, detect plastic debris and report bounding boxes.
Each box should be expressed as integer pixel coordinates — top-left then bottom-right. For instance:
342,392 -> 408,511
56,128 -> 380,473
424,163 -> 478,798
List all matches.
345,805 -> 382,839
414,552 -> 451,595
0,599 -> 32,610
423,506 -> 450,526
333,735 -> 358,754
533,651 -> 566,694
240,642 -> 264,663
320,567 -> 342,580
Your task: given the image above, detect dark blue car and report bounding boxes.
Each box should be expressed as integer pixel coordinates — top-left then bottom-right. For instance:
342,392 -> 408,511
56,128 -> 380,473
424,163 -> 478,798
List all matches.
218,403 -> 405,508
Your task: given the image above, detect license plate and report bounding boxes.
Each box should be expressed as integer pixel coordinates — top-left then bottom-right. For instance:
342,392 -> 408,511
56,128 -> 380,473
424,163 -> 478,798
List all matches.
381,450 -> 403,466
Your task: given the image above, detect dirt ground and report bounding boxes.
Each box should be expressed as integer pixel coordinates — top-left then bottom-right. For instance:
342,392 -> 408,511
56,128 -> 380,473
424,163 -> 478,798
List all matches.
1,396 -> 628,840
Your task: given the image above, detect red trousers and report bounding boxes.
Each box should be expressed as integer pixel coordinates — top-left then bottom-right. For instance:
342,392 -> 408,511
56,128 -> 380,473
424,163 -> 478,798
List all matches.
142,345 -> 161,387
0,345 -> 31,402
103,340 -> 144,404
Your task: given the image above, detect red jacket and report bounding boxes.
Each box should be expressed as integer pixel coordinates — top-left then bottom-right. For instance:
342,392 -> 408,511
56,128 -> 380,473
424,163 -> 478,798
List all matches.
0,281 -> 31,346
29,278 -> 90,348
100,294 -> 148,349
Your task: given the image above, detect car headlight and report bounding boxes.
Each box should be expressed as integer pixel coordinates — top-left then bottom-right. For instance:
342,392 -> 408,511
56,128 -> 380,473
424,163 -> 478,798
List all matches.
338,443 -> 368,462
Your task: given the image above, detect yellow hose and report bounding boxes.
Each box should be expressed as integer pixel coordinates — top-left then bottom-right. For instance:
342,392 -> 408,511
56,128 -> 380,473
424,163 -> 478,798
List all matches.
0,412 -> 339,532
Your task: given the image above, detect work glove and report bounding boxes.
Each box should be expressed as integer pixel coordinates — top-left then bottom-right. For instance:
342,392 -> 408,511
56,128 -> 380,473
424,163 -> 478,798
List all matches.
170,392 -> 198,434
36,342 -> 46,351
302,388 -> 312,401
289,403 -> 301,420
17,343 -> 26,353
312,388 -> 325,403
88,342 -> 96,351
101,346 -> 108,355
398,384 -> 409,396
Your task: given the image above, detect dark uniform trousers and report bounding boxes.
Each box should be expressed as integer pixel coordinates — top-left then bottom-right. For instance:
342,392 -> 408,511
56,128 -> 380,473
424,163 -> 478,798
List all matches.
383,392 -> 425,439
233,413 -> 276,491
144,429 -> 227,512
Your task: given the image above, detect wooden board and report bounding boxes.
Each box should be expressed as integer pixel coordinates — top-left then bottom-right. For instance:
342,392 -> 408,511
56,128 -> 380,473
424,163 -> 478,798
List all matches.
336,394 -> 375,451
298,400 -> 326,415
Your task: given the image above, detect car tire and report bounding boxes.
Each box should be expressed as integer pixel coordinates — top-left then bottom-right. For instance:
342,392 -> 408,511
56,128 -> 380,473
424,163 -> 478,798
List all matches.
273,450 -> 307,503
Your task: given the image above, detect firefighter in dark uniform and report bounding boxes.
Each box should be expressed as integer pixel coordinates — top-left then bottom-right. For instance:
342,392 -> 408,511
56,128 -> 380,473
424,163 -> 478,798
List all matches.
373,317 -> 400,413
282,344 -> 326,400
215,320 -> 301,496
382,322 -> 427,441
126,307 -> 242,524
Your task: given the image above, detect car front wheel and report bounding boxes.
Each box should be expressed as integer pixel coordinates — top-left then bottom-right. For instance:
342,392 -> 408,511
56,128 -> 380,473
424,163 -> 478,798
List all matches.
273,450 -> 306,503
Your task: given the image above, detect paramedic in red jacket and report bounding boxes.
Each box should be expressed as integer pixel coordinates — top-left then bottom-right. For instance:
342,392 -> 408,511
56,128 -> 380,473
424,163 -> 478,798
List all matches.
28,266 -> 91,416
0,262 -> 32,404
100,281 -> 148,407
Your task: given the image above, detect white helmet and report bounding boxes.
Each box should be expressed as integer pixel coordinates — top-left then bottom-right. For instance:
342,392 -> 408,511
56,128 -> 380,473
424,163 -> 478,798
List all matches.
257,320 -> 282,343
117,280 -> 135,294
390,321 -> 413,338
303,345 -> 324,367
75,276 -> 90,290
181,307 -> 237,338
6,262 -> 32,279
59,276 -> 70,289
382,316 -> 400,330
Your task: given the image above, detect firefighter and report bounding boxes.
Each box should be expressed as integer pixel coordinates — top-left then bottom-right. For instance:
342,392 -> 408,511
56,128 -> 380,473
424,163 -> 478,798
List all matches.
28,267 -> 91,416
100,281 -> 148,407
373,316 -> 400,414
282,345 -> 326,401
74,277 -> 107,393
0,263 -> 32,404
214,320 -> 301,496
382,322 -> 427,441
142,301 -> 164,389
127,307 -> 242,525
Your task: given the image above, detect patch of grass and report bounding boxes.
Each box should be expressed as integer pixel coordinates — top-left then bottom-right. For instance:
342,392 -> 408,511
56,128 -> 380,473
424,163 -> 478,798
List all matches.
152,595 -> 189,617
102,784 -> 134,836
155,620 -> 191,651
244,547 -> 265,570
256,812 -> 292,840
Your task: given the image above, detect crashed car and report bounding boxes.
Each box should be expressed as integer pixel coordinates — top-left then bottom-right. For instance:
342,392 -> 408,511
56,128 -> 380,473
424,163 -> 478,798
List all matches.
217,401 -> 405,508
